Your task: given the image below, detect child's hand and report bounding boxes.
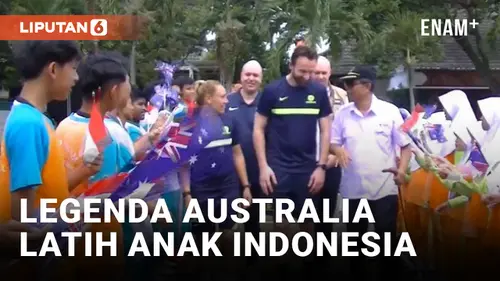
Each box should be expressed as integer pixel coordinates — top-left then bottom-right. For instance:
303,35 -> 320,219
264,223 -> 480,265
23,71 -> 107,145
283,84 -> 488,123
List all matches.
482,194 -> 500,206
437,166 -> 451,179
84,153 -> 103,176
430,154 -> 452,166
148,127 -> 162,143
151,114 -> 168,132
435,202 -> 449,213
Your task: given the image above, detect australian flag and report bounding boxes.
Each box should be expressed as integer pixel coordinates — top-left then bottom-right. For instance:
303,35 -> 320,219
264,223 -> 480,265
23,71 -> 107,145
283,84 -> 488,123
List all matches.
425,123 -> 447,143
468,141 -> 489,175
83,106 -> 218,201
422,104 -> 437,119
35,107 -> 217,250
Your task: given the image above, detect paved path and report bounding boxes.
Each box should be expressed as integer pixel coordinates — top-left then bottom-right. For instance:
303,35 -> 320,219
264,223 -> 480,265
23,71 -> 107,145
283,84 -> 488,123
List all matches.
0,110 -> 8,136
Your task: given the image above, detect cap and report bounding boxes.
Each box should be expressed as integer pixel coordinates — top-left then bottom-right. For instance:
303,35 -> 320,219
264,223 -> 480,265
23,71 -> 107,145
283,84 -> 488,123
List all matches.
340,65 -> 377,82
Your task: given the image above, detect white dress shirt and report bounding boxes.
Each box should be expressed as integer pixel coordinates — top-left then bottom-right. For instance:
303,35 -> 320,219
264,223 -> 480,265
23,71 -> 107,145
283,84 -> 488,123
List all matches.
330,96 -> 410,200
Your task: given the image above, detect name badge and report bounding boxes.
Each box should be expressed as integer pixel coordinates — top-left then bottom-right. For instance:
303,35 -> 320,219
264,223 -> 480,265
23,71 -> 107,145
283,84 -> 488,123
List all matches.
375,123 -> 391,134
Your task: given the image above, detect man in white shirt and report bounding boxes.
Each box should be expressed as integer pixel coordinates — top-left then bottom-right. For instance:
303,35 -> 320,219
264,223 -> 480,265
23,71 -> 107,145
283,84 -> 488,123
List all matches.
312,56 -> 347,253
330,65 -> 411,280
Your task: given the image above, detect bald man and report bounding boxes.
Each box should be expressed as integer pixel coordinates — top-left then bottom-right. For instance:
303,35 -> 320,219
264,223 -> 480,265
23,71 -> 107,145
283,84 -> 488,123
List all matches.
314,56 -> 348,111
312,56 -> 348,259
226,60 -> 263,264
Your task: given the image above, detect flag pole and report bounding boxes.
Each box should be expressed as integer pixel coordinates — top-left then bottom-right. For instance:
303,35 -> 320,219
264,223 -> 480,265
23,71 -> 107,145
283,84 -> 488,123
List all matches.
406,48 -> 416,111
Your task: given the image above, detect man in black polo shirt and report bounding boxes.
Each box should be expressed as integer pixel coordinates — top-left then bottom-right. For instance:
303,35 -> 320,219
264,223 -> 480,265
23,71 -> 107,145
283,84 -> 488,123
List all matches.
226,60 -> 263,264
253,46 -> 332,231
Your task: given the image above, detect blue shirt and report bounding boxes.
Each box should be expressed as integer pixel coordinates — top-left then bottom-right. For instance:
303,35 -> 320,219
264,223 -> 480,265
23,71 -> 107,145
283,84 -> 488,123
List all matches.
190,109 -> 239,187
103,115 -> 136,174
257,77 -> 332,173
125,122 -> 146,143
0,98 -> 70,222
226,92 -> 260,185
3,101 -> 52,191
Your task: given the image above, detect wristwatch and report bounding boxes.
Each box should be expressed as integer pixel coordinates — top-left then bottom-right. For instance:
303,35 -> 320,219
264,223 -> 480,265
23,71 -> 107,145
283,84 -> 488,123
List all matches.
182,191 -> 191,197
242,184 -> 251,190
317,163 -> 327,171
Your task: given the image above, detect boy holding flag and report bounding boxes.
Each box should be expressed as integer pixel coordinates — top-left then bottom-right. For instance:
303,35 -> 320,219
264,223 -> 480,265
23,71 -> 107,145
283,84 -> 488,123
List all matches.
56,51 -> 136,279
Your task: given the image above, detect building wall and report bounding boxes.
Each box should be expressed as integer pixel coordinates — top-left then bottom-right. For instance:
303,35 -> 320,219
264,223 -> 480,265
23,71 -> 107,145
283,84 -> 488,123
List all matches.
420,69 -> 500,87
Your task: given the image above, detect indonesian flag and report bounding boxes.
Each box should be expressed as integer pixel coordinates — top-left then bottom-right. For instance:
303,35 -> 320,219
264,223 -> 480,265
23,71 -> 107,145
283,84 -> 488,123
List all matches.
401,104 -> 425,133
83,89 -> 111,162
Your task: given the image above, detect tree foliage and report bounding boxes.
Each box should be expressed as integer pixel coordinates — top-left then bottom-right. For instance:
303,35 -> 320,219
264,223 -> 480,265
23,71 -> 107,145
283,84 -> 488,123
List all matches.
358,0 -> 500,92
1,0 -> 500,92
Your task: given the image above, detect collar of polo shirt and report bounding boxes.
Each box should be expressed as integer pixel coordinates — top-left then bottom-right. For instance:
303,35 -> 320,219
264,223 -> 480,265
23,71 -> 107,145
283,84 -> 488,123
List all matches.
237,91 -> 260,106
349,94 -> 381,116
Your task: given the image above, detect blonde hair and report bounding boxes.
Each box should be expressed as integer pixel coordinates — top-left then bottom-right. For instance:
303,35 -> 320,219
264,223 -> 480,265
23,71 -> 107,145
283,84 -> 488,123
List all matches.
194,80 -> 206,92
195,80 -> 221,106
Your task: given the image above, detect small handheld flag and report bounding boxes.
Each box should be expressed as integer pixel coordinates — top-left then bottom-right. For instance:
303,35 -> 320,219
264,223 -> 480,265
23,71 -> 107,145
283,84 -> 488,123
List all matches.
422,104 -> 437,119
88,89 -> 109,151
468,141 -> 489,175
425,123 -> 447,143
83,89 -> 110,163
401,104 -> 424,133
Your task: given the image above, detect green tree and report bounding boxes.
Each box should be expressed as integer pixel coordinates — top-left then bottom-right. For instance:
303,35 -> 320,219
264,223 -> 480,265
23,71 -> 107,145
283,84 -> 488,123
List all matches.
133,0 -> 209,85
360,8 -> 442,109
260,0 -> 374,81
361,0 -> 500,93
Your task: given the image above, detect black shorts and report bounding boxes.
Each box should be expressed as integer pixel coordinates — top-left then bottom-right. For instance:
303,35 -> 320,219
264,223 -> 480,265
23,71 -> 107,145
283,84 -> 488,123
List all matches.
271,169 -> 318,218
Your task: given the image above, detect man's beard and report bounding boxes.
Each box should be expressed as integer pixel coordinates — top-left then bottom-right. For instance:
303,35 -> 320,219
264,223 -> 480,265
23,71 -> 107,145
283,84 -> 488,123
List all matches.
292,73 -> 308,86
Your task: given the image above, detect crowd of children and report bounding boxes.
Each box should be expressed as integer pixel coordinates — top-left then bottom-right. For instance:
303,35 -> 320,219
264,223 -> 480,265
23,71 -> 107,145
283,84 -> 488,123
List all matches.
399,90 -> 500,278
0,41 -> 244,280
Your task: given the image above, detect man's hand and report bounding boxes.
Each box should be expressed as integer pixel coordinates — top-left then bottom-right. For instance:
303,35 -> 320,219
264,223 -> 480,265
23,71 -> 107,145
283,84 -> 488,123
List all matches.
326,154 -> 338,169
259,166 -> 277,196
335,148 -> 351,168
308,167 -> 325,195
382,167 -> 406,186
83,153 -> 103,176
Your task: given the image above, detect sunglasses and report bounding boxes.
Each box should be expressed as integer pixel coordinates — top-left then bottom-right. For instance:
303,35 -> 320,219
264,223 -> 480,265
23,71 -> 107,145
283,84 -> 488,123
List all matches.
344,79 -> 360,88
344,78 -> 371,88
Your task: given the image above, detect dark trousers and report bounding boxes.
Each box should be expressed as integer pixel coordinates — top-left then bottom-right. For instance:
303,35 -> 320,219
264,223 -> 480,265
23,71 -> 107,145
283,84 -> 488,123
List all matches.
315,166 -> 341,234
346,195 -> 399,280
313,167 -> 341,267
244,183 -> 262,264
